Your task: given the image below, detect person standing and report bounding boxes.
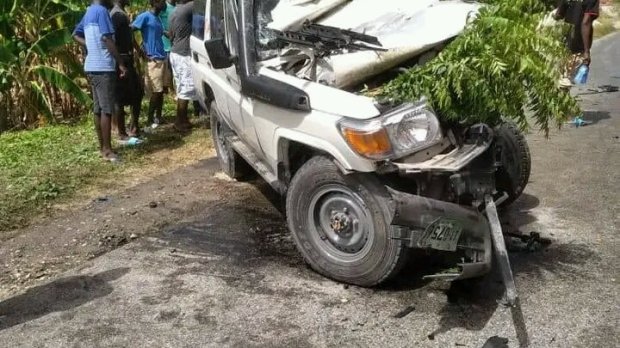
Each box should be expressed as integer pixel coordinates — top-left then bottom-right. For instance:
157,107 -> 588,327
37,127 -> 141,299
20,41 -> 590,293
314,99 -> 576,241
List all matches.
111,0 -> 144,139
132,0 -> 167,129
555,0 -> 599,87
73,0 -> 127,162
168,0 -> 199,131
160,0 -> 176,95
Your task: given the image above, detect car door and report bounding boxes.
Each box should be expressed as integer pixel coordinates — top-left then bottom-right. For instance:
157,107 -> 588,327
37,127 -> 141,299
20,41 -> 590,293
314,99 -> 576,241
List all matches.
222,0 -> 262,154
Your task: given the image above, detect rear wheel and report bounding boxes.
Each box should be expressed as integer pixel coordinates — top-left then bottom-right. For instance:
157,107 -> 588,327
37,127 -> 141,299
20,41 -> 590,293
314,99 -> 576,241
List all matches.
210,101 -> 251,180
286,156 -> 409,287
495,122 -> 531,207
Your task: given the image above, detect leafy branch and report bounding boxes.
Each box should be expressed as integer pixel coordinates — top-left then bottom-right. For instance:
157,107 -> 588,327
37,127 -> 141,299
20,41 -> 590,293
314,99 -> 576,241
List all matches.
381,0 -> 579,134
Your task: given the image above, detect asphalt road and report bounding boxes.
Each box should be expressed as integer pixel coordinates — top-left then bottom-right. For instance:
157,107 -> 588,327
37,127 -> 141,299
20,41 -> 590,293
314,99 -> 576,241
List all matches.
1,35 -> 619,348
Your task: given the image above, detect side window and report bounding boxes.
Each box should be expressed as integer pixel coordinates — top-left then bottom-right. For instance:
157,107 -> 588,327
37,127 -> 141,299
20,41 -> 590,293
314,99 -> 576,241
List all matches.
210,0 -> 225,40
192,0 -> 207,39
223,0 -> 239,56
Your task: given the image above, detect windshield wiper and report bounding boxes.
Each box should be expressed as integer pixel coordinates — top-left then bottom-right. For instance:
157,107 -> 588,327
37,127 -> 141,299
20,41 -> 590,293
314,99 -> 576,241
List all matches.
268,22 -> 386,56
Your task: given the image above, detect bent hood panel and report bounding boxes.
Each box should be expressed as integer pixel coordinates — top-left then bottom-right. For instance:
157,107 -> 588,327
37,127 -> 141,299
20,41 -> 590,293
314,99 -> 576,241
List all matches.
266,0 -> 480,88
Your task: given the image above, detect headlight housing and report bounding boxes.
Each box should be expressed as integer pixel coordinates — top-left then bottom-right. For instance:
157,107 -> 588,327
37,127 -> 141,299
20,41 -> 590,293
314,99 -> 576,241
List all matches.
339,102 -> 442,160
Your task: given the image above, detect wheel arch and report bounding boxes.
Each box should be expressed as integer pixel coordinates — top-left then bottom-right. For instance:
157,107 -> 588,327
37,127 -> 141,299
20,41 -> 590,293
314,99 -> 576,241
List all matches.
276,137 -> 352,187
201,82 -> 216,112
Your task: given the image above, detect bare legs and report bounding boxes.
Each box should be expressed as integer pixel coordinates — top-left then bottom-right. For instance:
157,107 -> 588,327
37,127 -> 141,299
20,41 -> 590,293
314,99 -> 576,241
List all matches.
147,92 -> 164,126
94,112 -> 115,159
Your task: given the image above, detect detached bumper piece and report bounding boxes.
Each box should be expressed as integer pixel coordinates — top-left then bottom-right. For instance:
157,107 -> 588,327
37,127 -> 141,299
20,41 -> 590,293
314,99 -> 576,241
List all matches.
389,189 -> 492,280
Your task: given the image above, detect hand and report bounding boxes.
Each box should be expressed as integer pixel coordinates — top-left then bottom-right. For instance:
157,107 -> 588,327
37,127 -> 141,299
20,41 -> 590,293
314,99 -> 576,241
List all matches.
582,51 -> 591,66
118,64 -> 128,78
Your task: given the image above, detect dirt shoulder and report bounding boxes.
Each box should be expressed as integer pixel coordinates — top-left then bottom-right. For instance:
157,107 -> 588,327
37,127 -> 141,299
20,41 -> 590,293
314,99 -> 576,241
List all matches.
0,127 -> 217,298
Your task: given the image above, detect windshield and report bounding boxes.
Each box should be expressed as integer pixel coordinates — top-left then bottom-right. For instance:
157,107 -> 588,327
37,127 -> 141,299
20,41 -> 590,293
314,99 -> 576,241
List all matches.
255,0 -> 280,60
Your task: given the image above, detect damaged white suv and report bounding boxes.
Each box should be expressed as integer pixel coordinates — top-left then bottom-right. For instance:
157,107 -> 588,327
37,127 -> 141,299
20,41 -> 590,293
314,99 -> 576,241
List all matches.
190,0 -> 530,296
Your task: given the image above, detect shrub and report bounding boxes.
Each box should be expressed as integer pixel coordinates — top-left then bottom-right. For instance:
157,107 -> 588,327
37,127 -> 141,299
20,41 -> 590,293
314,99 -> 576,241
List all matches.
0,0 -> 89,132
381,0 -> 580,134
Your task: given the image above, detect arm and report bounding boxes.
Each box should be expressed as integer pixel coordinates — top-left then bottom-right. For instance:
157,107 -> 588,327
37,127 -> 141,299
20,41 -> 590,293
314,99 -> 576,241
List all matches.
74,35 -> 86,46
554,0 -> 566,20
73,18 -> 86,46
97,11 -> 127,76
102,35 -> 128,77
131,14 -> 147,59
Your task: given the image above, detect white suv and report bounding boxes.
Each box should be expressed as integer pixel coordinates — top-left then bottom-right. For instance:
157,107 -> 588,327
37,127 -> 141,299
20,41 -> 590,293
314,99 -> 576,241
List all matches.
190,0 -> 529,299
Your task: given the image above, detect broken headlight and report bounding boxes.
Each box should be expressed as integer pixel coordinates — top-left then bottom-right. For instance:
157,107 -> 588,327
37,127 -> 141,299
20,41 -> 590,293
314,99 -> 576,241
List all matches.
339,102 -> 442,160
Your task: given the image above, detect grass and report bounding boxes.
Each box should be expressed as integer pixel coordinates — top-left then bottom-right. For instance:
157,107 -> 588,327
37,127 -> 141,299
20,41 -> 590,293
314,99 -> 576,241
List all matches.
0,100 -> 212,233
594,3 -> 620,38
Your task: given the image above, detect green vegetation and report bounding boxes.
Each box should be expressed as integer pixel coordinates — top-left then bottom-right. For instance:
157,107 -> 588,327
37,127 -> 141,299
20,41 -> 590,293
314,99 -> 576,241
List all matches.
382,0 -> 579,134
0,1 -> 210,233
0,109 -> 211,232
594,2 -> 620,38
0,0 -> 152,132
0,0 -> 89,132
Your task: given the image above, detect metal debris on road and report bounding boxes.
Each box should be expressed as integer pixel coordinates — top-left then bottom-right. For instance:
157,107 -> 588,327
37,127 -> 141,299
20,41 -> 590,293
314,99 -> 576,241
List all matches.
506,231 -> 552,252
393,305 -> 415,319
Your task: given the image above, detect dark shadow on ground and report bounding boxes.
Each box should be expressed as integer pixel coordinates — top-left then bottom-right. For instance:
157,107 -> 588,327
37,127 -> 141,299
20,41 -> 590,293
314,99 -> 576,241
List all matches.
581,110 -> 611,125
0,268 -> 129,331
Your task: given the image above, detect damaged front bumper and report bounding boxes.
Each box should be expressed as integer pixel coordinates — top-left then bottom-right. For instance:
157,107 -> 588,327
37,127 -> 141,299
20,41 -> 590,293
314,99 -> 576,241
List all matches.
388,188 -> 492,281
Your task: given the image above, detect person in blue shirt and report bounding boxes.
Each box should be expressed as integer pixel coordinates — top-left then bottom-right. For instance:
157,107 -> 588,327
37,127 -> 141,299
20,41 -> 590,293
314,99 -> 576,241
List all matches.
73,0 -> 127,162
132,0 -> 167,128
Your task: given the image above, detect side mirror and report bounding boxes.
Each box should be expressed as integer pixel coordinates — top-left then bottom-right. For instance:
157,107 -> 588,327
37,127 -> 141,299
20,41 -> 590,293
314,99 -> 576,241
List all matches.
204,38 -> 233,69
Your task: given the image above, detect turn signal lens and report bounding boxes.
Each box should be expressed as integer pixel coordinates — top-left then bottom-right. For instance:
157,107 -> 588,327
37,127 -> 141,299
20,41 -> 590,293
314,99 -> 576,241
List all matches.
341,127 -> 392,159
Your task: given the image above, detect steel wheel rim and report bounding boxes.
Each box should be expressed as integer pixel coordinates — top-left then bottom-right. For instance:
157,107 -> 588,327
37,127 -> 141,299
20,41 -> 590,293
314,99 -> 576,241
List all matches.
307,184 -> 374,261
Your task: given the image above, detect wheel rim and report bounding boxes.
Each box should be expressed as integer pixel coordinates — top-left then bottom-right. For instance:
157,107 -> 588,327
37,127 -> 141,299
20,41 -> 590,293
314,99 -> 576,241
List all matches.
214,119 -> 229,166
307,184 -> 374,260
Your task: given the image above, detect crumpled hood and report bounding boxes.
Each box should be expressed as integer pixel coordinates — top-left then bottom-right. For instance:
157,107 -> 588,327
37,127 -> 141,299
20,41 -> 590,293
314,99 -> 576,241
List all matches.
265,0 -> 481,88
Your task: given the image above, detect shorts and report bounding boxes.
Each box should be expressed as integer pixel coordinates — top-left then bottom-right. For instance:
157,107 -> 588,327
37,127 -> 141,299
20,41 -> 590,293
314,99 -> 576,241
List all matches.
116,56 -> 144,107
164,53 -> 173,88
87,72 -> 116,115
146,59 -> 165,94
169,52 -> 197,101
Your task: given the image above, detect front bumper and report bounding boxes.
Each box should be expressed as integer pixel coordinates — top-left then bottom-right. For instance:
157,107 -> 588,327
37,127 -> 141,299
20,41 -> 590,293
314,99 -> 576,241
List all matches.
388,188 -> 492,280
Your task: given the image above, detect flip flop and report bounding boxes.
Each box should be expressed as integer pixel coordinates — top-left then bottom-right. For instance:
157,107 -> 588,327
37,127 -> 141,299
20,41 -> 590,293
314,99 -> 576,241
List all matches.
127,137 -> 143,146
119,137 -> 144,147
103,153 -> 122,164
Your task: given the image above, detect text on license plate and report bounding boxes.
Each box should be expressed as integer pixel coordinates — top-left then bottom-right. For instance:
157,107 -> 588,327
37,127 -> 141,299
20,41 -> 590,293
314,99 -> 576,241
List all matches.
418,218 -> 463,252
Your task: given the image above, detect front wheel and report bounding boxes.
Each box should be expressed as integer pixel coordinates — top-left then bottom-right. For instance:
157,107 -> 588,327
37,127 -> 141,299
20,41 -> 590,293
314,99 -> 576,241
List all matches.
286,156 -> 409,287
495,122 -> 531,207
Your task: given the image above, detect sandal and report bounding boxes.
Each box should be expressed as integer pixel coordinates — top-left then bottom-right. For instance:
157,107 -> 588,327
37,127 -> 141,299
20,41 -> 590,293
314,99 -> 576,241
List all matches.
102,153 -> 122,164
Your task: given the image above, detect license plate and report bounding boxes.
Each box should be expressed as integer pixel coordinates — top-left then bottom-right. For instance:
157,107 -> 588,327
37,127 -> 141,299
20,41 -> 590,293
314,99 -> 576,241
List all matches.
418,218 -> 463,252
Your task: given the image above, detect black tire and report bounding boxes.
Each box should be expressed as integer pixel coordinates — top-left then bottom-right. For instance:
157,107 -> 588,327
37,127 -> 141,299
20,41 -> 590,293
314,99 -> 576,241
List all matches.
209,101 -> 252,180
286,156 -> 409,287
495,122 -> 531,207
